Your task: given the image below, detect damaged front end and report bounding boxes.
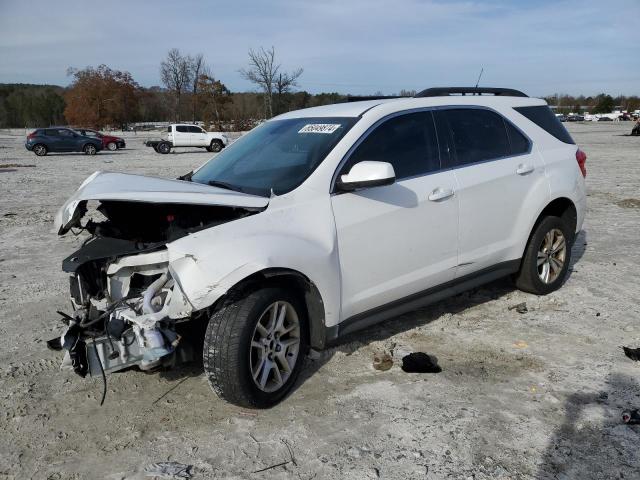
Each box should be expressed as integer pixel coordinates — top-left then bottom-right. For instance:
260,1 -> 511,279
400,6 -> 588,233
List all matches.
55,244 -> 193,377
50,172 -> 269,380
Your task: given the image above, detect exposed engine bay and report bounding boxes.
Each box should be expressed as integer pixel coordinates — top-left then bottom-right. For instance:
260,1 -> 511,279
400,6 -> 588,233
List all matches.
50,198 -> 260,389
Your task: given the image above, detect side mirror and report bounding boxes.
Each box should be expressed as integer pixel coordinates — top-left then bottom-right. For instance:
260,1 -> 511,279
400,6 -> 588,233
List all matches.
336,161 -> 396,192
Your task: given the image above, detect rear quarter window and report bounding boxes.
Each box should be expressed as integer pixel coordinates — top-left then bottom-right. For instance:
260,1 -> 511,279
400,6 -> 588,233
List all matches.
514,106 -> 575,144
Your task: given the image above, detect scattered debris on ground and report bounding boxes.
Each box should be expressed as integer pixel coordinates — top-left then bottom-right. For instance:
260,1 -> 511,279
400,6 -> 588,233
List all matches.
513,340 -> 529,349
143,461 -> 193,479
372,352 -> 393,371
508,302 -> 528,314
617,199 -> 640,209
623,346 -> 640,362
401,352 -> 442,373
0,163 -> 36,168
622,410 -> 640,425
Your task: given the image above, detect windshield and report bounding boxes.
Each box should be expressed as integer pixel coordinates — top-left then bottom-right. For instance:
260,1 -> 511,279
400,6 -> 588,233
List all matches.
191,117 -> 357,197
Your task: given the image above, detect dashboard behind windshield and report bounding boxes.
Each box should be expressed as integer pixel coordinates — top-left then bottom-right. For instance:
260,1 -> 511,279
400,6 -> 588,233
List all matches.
191,117 -> 357,197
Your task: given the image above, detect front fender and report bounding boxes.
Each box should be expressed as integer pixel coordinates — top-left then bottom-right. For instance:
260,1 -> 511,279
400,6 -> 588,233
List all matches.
166,195 -> 342,327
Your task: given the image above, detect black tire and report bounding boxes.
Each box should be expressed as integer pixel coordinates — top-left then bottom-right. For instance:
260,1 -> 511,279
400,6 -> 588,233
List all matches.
33,144 -> 47,156
83,143 -> 97,155
208,140 -> 223,153
515,216 -> 573,295
203,286 -> 308,408
106,142 -> 117,151
157,142 -> 171,154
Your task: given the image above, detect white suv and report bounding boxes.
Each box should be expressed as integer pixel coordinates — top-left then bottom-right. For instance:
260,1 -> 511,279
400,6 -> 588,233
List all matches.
53,87 -> 586,408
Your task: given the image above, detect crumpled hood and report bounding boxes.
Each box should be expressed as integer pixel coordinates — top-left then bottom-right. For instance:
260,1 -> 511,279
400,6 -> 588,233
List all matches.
54,171 -> 269,235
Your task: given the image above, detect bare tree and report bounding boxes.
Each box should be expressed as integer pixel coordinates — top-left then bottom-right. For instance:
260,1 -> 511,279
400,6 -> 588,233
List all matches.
190,53 -> 205,123
240,47 -> 303,118
160,48 -> 192,122
239,47 -> 277,118
274,68 -> 303,114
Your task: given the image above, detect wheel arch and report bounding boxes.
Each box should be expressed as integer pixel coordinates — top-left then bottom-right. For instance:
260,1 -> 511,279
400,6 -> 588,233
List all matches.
211,267 -> 327,350
521,196 -> 577,259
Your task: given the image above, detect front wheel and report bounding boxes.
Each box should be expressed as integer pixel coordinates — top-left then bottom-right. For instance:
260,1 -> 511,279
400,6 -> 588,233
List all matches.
515,216 -> 573,295
203,286 -> 308,408
83,144 -> 97,155
208,140 -> 223,153
106,142 -> 117,151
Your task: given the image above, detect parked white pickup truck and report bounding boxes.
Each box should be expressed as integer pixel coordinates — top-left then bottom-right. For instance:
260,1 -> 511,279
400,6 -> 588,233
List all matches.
145,124 -> 229,154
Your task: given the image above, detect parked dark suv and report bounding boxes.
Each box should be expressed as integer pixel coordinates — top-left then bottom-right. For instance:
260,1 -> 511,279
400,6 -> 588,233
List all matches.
25,128 -> 103,156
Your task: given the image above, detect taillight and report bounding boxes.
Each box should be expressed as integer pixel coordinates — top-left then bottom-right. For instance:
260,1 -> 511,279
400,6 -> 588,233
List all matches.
576,149 -> 587,178
27,131 -> 36,139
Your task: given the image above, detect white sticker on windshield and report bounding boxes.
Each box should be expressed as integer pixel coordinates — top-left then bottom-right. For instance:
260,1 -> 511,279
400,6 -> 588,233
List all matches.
298,123 -> 341,134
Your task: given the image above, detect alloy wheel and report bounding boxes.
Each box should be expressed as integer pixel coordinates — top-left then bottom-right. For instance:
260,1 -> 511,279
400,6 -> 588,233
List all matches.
537,228 -> 566,284
249,301 -> 301,393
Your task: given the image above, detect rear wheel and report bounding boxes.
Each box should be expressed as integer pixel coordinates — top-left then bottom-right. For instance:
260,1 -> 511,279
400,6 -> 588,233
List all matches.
157,142 -> 171,154
83,144 -> 97,155
203,286 -> 308,408
33,144 -> 47,156
515,216 -> 572,295
106,142 -> 117,151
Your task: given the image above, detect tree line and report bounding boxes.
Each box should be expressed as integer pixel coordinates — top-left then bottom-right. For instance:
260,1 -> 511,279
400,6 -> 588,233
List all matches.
1,47 -> 638,129
0,47 -> 330,130
543,93 -> 640,114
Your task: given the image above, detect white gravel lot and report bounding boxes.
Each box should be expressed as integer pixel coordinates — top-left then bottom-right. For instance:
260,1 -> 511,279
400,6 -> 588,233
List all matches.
0,123 -> 639,479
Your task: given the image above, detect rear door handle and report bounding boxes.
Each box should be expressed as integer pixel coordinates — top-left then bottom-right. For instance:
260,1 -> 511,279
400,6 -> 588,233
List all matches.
428,187 -> 454,201
516,164 -> 534,175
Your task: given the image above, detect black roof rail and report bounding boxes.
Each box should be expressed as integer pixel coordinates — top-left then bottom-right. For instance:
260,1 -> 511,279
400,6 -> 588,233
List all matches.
415,87 -> 528,98
345,95 -> 407,102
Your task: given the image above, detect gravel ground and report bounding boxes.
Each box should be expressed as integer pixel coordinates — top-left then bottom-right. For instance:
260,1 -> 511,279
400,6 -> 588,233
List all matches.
0,123 -> 639,480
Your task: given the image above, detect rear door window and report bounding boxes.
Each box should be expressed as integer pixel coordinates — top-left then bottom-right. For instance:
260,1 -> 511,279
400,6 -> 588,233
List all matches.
514,105 -> 575,144
176,125 -> 189,133
434,108 -> 510,167
344,111 -> 440,180
505,122 -> 531,155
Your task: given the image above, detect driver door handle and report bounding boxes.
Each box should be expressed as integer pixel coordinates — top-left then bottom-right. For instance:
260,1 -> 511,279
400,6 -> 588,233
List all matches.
428,187 -> 454,202
516,164 -> 535,175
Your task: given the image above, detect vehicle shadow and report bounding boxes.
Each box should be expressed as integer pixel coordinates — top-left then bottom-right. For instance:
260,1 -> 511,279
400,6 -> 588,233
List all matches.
535,371 -> 640,479
291,276 -> 516,400
291,231 -> 589,400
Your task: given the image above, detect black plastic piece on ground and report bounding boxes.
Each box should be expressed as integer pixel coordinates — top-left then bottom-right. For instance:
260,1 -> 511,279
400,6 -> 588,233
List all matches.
623,346 -> 640,362
415,87 -> 528,98
622,410 -> 640,424
401,352 -> 442,373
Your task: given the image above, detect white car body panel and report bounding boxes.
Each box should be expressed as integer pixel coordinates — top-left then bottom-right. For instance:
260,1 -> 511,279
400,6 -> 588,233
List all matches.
166,192 -> 343,327
53,171 -> 268,233
331,170 -> 459,319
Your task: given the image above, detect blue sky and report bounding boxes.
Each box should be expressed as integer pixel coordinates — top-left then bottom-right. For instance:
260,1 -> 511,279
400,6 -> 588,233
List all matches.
0,0 -> 637,96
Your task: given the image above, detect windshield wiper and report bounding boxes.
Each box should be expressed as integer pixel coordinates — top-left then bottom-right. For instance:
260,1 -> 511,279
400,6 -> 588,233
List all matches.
207,180 -> 244,192
177,171 -> 193,181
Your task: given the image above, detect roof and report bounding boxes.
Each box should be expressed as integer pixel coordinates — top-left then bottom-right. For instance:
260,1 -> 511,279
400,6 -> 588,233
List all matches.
274,99 -> 401,119
273,94 -> 546,120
